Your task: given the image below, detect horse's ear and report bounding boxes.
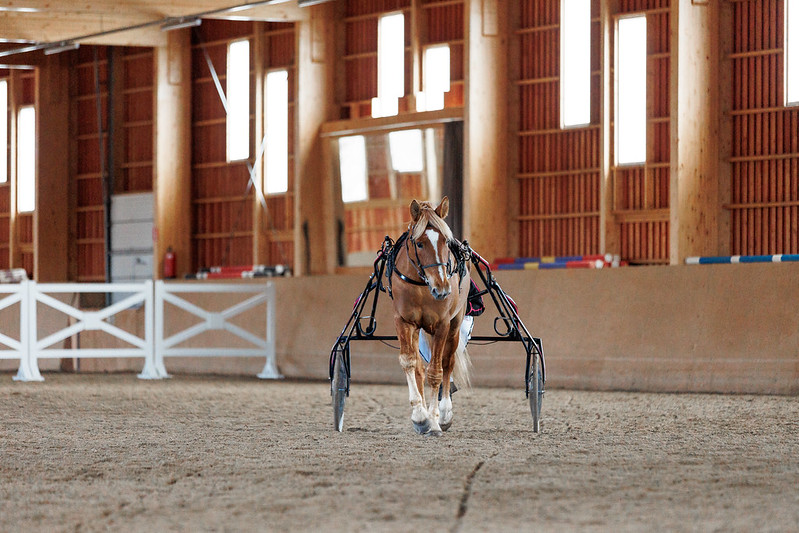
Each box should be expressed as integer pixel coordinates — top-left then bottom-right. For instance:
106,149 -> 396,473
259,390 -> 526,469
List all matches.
410,199 -> 422,222
435,196 -> 449,219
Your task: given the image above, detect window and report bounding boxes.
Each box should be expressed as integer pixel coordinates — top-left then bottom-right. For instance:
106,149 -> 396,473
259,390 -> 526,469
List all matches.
338,135 -> 368,203
0,80 -> 7,183
265,69 -> 289,194
17,106 -> 35,212
616,16 -> 647,165
227,39 -> 250,161
787,0 -> 799,105
561,0 -> 592,127
388,129 -> 423,172
419,45 -> 450,112
372,12 -> 404,118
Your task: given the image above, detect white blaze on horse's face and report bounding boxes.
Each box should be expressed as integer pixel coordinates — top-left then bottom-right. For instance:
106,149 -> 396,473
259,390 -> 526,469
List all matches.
424,228 -> 450,300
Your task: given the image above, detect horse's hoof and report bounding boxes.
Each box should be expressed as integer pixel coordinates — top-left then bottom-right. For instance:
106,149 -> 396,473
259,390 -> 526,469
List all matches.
440,420 -> 452,432
412,419 -> 432,435
425,429 -> 443,437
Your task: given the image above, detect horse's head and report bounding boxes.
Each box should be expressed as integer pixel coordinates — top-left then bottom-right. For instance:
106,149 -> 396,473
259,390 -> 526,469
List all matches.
408,197 -> 454,300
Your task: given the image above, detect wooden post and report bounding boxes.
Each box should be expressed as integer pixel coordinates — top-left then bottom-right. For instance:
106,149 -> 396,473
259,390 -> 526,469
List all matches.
35,56 -> 70,281
669,0 -> 721,264
601,0 -> 619,257
253,22 -> 268,265
295,3 -> 338,275
154,29 -> 192,279
464,0 -> 509,261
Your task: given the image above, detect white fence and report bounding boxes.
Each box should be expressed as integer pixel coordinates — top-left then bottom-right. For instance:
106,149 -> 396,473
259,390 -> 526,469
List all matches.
1,281 -> 279,382
154,281 -> 279,379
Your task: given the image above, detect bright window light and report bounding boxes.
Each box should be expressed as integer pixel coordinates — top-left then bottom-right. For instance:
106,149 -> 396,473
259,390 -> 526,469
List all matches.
17,106 -> 35,213
0,80 -> 7,183
265,69 -> 289,194
372,12 -> 404,118
227,39 -> 250,162
389,129 -> 424,172
419,45 -> 450,112
616,16 -> 647,165
561,0 -> 592,127
787,0 -> 799,104
339,135 -> 368,203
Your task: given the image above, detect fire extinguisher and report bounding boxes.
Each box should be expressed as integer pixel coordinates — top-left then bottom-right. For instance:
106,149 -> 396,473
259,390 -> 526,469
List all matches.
164,246 -> 176,279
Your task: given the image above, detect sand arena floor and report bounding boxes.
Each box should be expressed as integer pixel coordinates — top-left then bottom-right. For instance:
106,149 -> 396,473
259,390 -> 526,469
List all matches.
1,373 -> 797,532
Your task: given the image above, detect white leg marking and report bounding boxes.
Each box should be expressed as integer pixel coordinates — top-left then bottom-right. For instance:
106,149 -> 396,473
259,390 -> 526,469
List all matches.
404,369 -> 427,423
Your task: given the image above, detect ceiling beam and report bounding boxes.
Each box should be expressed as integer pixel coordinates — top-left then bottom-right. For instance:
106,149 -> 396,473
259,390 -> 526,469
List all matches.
0,1 -> 308,47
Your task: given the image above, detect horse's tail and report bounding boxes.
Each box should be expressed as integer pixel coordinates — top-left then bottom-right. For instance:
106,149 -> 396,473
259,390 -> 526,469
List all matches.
452,328 -> 472,390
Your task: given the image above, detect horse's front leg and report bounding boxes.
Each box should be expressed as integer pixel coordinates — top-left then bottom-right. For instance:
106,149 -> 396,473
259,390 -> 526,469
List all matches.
424,327 -> 450,437
395,317 -> 430,434
438,317 -> 462,432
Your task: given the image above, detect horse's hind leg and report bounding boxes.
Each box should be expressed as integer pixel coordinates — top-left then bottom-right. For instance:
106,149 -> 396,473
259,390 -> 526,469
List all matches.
395,318 -> 431,434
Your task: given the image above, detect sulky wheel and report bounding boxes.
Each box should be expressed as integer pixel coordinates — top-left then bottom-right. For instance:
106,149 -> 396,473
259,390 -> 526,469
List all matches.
331,347 -> 348,432
528,344 -> 544,433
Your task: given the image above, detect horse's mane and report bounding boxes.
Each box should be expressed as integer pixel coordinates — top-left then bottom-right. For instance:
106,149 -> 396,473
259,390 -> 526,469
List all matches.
408,202 -> 453,242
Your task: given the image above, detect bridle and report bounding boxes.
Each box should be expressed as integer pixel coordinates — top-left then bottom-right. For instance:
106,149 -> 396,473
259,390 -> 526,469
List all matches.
395,228 -> 455,288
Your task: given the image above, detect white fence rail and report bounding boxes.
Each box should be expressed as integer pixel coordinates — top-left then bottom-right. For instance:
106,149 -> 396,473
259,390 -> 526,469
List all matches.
1,281 -> 279,382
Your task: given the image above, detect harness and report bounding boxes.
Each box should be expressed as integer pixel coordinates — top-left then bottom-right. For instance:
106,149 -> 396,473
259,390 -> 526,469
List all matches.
382,230 -> 471,300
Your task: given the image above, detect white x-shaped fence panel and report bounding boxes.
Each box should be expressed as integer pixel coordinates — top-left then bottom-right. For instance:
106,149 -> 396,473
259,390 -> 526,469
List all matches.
154,281 -> 279,379
27,281 -> 157,381
0,282 -> 32,381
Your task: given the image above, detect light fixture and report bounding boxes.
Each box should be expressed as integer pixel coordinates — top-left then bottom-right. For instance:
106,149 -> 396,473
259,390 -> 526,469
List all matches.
161,17 -> 202,32
44,41 -> 80,55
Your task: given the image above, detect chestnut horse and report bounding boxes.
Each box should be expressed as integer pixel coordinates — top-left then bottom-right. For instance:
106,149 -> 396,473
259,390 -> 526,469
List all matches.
389,197 -> 471,436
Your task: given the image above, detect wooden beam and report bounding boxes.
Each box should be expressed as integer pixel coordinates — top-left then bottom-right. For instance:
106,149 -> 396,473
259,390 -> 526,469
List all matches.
669,0 -> 721,264
34,54 -> 70,281
295,2 -> 338,275
154,29 -> 192,279
0,1 -> 307,47
464,0 -> 508,261
601,0 -> 619,256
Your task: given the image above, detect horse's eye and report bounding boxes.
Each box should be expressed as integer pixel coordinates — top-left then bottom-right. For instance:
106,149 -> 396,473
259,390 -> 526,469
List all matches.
416,242 -> 424,249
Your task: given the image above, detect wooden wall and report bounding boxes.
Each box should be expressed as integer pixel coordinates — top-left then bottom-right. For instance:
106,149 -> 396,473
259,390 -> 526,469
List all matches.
71,47 -> 108,281
728,0 -> 799,255
191,21 -> 256,269
5,0 -> 799,283
191,20 -> 297,271
515,0 -> 602,259
117,47 -> 155,194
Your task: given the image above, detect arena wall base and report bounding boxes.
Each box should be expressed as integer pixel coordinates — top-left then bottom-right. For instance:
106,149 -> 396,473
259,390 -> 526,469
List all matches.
1,264 -> 797,395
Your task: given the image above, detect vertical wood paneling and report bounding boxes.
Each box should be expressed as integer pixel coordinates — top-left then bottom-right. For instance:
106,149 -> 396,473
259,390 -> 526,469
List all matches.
728,0 -> 798,255
120,47 -> 154,193
515,0 -> 601,258
71,47 -> 109,281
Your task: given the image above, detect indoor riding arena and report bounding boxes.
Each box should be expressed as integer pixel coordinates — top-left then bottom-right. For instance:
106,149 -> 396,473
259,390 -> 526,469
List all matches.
1,1 -> 798,531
